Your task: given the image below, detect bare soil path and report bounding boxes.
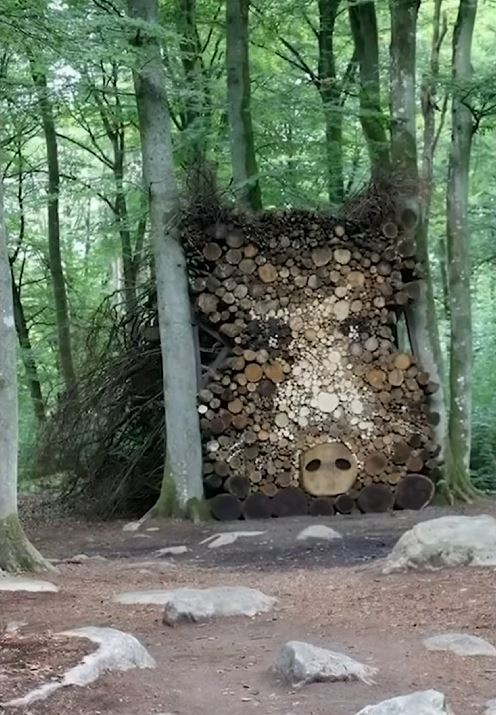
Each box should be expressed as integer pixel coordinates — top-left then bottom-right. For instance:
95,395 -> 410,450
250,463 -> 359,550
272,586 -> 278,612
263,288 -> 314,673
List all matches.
2,499 -> 496,714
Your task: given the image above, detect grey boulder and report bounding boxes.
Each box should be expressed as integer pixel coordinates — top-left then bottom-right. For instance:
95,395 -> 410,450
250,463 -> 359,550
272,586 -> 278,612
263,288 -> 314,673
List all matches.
276,640 -> 376,686
485,699 -> 496,715
355,690 -> 453,715
296,525 -> 342,542
423,632 -> 496,657
383,515 -> 496,573
161,586 -> 276,625
0,576 -> 58,593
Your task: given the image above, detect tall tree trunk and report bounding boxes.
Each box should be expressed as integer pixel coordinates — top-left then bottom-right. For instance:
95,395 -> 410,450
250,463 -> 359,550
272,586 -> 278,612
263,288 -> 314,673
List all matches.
0,181 -> 51,573
421,1 -> 450,322
10,267 -> 46,425
113,138 -> 136,321
389,0 -> 420,181
446,0 -> 478,497
31,68 -> 77,394
127,0 -> 205,519
176,0 -> 208,172
89,64 -> 138,322
348,0 -> 390,181
318,0 -> 344,206
421,0 -> 446,215
226,0 -> 262,210
389,0 -> 450,490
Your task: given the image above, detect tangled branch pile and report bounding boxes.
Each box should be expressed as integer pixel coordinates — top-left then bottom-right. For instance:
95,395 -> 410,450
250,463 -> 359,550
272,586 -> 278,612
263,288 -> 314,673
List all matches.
37,291 -> 166,517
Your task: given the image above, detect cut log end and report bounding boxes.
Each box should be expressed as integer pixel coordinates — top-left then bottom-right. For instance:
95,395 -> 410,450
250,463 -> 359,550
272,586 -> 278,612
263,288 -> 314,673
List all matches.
334,493 -> 355,514
225,474 -> 250,499
209,494 -> 242,521
395,474 -> 435,510
308,497 -> 335,516
357,484 -> 394,513
242,493 -> 272,519
272,487 -> 308,517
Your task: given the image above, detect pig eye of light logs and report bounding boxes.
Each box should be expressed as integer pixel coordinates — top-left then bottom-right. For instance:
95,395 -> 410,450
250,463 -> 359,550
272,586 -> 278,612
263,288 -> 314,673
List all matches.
335,458 -> 352,471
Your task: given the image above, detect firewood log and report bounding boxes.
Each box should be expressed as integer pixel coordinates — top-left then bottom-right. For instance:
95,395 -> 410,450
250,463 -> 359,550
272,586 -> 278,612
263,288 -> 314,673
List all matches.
357,484 -> 394,513
209,494 -> 242,520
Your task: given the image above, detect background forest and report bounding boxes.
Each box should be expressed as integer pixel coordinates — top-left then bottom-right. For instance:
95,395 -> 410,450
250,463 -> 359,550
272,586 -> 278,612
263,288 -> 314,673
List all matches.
0,0 -> 494,516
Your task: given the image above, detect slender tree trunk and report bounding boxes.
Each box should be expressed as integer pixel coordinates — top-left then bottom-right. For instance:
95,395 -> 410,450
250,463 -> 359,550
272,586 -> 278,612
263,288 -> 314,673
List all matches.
113,139 -> 136,320
130,200 -> 147,288
389,0 -> 420,181
127,0 -> 205,519
89,65 -> 138,321
421,1 -> 450,324
447,0 -> 478,496
10,267 -> 46,425
389,0 -> 450,491
226,0 -> 262,210
421,0 -> 446,214
318,0 -> 343,206
348,0 -> 390,181
176,0 -> 208,172
31,68 -> 77,394
0,181 -> 51,573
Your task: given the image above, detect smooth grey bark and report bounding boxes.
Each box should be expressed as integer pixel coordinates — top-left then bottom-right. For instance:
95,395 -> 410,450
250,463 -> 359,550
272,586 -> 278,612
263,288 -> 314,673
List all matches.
226,0 -> 262,210
389,0 -> 449,482
446,0 -> 478,495
421,1 -> 450,320
0,180 -> 51,572
348,0 -> 390,181
389,0 -> 420,182
421,0 -> 446,214
31,67 -> 77,394
127,0 -> 205,518
317,0 -> 344,206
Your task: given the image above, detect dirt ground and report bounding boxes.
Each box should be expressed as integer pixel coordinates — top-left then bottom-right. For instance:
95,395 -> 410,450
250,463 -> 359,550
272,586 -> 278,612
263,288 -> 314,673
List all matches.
2,500 -> 496,714
0,631 -> 95,703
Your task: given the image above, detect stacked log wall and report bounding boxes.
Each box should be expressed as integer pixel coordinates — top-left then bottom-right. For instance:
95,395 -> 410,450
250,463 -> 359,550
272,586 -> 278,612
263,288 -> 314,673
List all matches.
184,210 -> 439,520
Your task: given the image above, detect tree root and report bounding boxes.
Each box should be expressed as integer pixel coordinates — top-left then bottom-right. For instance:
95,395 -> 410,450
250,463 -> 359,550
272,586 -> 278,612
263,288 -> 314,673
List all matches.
0,514 -> 54,574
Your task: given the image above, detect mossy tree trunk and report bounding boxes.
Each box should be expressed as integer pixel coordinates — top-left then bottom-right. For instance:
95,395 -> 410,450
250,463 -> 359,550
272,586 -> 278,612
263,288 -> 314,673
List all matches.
127,0 -> 206,519
0,180 -> 52,573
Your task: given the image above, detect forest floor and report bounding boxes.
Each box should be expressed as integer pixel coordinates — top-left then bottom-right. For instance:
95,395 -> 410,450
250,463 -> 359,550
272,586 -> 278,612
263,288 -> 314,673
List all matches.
2,499 -> 496,714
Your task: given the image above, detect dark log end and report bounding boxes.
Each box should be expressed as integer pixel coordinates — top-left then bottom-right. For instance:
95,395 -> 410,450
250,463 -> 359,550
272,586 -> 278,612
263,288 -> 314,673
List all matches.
209,494 -> 242,521
242,493 -> 272,519
395,474 -> 435,510
334,493 -> 355,514
309,497 -> 335,516
272,487 -> 308,517
357,483 -> 394,513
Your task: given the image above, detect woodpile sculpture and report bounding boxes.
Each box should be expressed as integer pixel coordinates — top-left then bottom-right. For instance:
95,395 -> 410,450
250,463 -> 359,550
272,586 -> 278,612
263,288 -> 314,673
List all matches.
184,209 -> 439,520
